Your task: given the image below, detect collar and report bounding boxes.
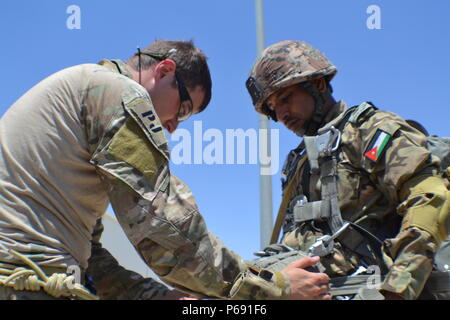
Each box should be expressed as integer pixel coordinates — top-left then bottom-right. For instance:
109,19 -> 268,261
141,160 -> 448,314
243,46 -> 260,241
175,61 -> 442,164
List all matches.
317,100 -> 349,135
323,100 -> 348,123
97,59 -> 133,79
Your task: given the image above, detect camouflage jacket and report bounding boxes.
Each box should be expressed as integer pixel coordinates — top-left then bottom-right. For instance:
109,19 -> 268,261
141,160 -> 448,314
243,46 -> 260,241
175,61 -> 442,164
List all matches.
0,59 -> 289,299
280,100 -> 445,300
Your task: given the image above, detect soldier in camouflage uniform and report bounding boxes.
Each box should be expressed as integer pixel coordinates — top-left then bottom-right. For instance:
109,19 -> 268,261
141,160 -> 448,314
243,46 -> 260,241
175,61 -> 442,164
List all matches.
246,40 -> 450,300
0,39 -> 331,300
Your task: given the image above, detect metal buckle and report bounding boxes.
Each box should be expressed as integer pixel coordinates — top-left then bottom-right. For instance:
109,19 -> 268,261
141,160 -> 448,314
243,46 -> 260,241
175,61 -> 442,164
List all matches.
316,126 -> 341,157
307,222 -> 350,257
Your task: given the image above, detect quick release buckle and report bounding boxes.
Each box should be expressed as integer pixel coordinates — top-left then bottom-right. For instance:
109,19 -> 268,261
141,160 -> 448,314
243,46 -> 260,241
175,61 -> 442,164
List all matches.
316,126 -> 341,157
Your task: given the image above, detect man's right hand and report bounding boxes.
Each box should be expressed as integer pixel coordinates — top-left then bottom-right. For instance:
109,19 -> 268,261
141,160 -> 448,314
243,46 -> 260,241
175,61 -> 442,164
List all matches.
282,256 -> 331,300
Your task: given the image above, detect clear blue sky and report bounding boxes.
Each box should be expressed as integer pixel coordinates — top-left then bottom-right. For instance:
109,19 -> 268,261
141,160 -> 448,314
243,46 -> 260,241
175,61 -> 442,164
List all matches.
1,0 -> 449,261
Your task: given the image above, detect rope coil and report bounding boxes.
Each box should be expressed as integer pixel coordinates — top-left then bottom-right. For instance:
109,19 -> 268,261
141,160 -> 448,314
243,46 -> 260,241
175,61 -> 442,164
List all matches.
0,249 -> 98,300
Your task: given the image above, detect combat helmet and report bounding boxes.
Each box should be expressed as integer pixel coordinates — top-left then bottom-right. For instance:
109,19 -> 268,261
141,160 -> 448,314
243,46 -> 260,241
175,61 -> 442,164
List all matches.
246,40 -> 337,135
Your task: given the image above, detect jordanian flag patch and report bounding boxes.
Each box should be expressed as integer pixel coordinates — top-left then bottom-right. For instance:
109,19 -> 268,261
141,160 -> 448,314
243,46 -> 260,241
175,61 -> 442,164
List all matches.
364,129 -> 392,162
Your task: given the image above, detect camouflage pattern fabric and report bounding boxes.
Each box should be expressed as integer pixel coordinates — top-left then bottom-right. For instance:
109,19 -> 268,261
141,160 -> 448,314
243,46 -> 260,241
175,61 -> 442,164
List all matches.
0,59 -> 290,299
246,40 -> 337,114
86,218 -> 174,300
279,100 -> 446,300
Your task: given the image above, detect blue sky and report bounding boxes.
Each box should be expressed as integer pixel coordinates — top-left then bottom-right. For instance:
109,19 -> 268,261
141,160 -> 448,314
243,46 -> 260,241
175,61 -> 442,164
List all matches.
1,0 -> 450,261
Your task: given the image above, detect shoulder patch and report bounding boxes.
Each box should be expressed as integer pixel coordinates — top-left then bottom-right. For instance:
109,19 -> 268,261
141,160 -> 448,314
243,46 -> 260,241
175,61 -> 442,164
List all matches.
108,118 -> 165,180
121,87 -> 170,160
364,129 -> 392,162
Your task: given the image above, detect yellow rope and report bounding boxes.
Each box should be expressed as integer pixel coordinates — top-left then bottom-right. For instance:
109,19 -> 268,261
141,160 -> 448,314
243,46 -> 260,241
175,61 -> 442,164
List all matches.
0,249 -> 98,300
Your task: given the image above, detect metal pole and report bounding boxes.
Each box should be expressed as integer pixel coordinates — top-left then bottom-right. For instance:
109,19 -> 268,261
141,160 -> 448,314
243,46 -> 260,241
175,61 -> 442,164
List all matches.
255,0 -> 273,249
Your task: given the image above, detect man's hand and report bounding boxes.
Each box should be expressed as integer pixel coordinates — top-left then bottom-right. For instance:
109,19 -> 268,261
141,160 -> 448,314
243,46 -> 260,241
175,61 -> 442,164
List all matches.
282,256 -> 331,300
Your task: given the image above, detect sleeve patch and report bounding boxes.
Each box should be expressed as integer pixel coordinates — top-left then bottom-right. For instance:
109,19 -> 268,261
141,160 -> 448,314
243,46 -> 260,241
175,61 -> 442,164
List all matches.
364,129 -> 392,162
108,117 -> 165,180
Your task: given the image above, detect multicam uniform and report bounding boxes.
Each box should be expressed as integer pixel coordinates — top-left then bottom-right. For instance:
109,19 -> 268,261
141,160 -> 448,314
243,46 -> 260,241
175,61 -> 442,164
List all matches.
279,100 -> 447,300
0,59 -> 289,299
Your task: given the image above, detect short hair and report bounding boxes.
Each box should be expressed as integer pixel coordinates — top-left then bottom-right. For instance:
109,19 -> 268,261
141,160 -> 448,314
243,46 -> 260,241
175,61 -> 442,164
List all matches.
127,39 -> 212,112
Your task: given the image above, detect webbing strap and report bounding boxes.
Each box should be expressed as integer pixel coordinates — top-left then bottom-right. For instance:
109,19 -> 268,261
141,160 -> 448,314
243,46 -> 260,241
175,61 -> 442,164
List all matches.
302,128 -> 344,234
303,136 -> 320,173
293,200 -> 328,222
320,157 -> 345,233
330,274 -> 384,296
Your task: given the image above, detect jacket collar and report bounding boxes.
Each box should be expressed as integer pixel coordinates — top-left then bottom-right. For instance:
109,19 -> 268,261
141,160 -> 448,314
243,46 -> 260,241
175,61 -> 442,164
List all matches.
97,59 -> 133,79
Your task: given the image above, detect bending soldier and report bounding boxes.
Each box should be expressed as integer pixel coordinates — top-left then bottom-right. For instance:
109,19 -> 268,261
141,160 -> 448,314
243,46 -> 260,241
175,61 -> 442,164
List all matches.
246,40 -> 450,300
0,39 -> 330,300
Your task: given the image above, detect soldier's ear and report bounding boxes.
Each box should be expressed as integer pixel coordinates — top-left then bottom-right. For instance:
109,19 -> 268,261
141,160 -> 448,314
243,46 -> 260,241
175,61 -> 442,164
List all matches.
311,78 -> 327,93
154,59 -> 176,80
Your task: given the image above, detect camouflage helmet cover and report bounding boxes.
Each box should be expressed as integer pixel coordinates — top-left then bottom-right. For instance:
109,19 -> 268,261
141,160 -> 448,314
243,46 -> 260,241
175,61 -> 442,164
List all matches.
246,40 -> 337,116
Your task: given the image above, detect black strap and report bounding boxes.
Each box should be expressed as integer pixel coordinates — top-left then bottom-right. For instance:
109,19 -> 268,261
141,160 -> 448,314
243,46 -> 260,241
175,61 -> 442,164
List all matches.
346,221 -> 388,273
111,60 -> 123,75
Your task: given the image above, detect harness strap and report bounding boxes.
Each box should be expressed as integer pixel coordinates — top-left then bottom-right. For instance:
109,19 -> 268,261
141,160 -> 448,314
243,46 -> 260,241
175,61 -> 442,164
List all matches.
293,200 -> 328,222
321,156 -> 345,233
330,274 -> 384,297
301,127 -> 344,234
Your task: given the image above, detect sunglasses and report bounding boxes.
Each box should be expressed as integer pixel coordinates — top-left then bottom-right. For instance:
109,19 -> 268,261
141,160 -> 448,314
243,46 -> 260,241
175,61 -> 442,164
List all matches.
136,48 -> 194,122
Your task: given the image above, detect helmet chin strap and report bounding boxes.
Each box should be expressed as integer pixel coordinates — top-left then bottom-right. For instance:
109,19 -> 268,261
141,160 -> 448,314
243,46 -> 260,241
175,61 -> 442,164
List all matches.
294,82 -> 332,137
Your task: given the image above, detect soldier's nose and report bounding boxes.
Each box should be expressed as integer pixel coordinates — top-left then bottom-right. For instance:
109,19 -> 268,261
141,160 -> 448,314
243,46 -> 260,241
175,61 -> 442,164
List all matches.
165,119 -> 179,134
276,106 -> 290,124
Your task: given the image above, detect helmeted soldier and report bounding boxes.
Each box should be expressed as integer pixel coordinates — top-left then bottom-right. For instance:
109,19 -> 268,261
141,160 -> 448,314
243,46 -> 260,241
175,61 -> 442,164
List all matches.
246,40 -> 450,300
0,39 -> 331,300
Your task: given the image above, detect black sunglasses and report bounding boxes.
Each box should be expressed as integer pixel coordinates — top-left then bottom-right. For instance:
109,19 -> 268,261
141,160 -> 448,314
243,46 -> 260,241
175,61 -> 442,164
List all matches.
136,48 -> 194,122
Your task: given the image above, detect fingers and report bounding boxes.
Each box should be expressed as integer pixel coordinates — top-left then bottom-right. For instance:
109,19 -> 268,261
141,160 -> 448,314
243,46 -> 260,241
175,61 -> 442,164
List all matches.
282,256 -> 333,300
318,293 -> 332,300
319,283 -> 330,295
310,283 -> 331,300
287,257 -> 330,282
289,256 -> 320,269
316,271 -> 331,284
316,277 -> 331,300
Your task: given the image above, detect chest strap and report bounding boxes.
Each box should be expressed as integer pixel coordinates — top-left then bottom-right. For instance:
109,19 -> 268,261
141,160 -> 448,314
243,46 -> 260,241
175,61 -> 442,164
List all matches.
295,126 -> 344,234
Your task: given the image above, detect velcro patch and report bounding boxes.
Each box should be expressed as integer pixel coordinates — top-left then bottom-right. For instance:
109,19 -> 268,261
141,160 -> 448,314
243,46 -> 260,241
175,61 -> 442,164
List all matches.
122,92 -> 170,160
108,118 -> 165,180
364,129 -> 392,162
